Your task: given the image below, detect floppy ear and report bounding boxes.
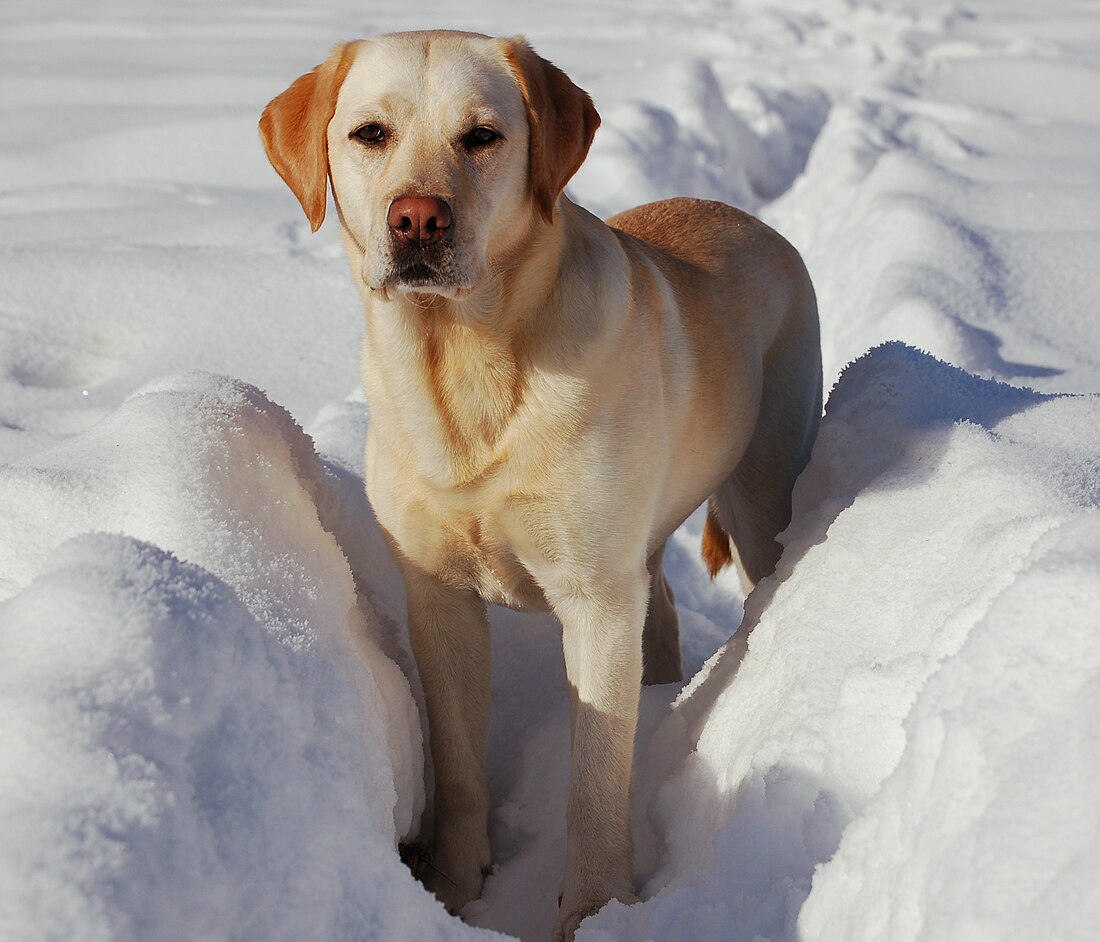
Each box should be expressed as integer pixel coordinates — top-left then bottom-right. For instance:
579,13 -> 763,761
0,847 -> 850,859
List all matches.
499,37 -> 601,224
258,42 -> 359,232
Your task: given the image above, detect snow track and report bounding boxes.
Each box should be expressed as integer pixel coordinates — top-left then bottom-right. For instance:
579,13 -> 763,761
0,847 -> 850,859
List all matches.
1,2 -> 1099,941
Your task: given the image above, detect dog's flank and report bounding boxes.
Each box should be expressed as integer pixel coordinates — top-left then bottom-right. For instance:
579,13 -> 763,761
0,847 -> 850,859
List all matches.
260,29 -> 821,942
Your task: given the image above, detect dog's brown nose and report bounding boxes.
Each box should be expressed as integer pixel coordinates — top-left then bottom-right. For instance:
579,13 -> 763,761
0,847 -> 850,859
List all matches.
387,196 -> 452,245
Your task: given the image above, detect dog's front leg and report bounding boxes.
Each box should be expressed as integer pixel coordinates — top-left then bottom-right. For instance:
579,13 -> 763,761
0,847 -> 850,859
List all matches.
403,566 -> 492,913
549,574 -> 646,942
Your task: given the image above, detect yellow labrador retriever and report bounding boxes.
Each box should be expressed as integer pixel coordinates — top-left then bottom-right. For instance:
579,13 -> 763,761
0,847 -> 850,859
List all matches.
260,30 -> 821,941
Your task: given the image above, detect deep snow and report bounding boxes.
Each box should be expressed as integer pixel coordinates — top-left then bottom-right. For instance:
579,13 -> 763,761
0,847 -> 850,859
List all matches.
1,1 -> 1099,941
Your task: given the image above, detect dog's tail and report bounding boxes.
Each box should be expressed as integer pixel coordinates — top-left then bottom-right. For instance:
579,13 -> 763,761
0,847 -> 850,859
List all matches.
701,503 -> 734,578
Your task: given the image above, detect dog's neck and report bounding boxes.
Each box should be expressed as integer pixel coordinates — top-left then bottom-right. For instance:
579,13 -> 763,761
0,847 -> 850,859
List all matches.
353,201 -> 587,488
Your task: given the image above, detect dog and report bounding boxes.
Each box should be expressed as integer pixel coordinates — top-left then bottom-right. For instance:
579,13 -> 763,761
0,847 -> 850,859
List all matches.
260,30 -> 821,941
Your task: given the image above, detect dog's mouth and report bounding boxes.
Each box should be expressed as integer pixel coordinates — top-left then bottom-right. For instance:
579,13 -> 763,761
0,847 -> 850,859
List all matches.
395,261 -> 444,286
375,242 -> 475,299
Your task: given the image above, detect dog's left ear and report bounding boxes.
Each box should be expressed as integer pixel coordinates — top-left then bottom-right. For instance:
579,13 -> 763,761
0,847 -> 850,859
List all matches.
499,37 -> 601,224
259,42 -> 359,232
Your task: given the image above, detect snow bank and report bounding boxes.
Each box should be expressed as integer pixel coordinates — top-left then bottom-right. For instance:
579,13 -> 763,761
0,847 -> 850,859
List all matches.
0,374 -> 495,942
571,57 -> 828,220
583,343 -> 1100,941
799,513 -> 1100,942
5,350 -> 1095,942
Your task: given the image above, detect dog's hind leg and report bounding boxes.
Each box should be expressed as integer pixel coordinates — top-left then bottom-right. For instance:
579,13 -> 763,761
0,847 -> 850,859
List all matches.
642,542 -> 682,685
708,329 -> 822,589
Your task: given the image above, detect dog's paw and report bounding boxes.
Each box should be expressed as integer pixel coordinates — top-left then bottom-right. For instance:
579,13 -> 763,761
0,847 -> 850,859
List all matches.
550,897 -> 602,942
551,902 -> 598,942
422,846 -> 490,914
552,889 -> 637,942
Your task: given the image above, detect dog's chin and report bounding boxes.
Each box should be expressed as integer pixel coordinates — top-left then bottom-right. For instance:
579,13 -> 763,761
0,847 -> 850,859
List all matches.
370,261 -> 478,302
394,264 -> 461,298
399,285 -> 463,303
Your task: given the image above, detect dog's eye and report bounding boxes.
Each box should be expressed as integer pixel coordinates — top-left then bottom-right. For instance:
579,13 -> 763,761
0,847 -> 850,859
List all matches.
464,126 -> 500,149
352,123 -> 386,145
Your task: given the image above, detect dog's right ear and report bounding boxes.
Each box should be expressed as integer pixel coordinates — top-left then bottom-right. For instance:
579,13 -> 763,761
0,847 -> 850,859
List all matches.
259,42 -> 359,232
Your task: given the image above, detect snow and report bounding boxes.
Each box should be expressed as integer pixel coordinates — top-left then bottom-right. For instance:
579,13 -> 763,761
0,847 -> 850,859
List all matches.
1,1 -> 1098,941
582,345 -> 1100,941
0,375 -> 487,941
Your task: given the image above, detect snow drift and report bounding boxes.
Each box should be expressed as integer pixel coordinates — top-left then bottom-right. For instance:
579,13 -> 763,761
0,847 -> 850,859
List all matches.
0,375 -> 489,942
584,343 -> 1100,941
2,348 -> 1096,942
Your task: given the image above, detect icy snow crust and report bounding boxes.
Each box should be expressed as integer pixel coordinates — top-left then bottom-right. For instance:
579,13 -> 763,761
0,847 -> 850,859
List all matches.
2,1 -> 1099,941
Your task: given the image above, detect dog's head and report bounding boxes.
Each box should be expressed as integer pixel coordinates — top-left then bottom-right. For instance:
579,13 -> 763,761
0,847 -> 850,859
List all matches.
259,31 -> 600,299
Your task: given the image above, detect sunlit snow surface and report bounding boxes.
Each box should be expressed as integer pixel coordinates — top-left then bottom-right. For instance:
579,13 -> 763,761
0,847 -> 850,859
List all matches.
1,1 -> 1098,941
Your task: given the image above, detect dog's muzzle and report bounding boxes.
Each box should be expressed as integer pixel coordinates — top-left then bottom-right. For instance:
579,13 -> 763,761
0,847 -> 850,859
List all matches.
383,195 -> 467,292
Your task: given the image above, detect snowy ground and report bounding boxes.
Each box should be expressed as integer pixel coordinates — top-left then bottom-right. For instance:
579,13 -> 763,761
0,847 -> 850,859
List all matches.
2,1 -> 1099,940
